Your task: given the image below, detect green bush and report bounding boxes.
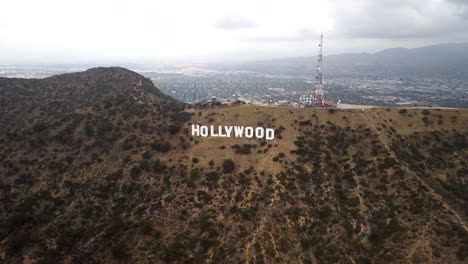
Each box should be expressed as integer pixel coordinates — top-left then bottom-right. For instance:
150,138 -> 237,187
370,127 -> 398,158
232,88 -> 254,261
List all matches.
422,116 -> 430,126
299,120 -> 312,126
457,245 -> 468,260
164,242 -> 187,261
112,241 -> 129,260
206,171 -> 219,183
231,144 -> 255,155
142,151 -> 152,160
319,206 -> 333,220
167,124 -> 181,135
151,141 -> 172,152
130,166 -> 141,179
222,159 -> 235,173
85,124 -> 95,137
356,256 -> 371,264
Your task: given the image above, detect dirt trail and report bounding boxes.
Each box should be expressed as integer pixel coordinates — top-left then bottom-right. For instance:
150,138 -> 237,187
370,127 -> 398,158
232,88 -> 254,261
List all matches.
129,80 -> 144,103
360,111 -> 468,233
406,217 -> 433,263
244,157 -> 281,263
244,115 -> 303,263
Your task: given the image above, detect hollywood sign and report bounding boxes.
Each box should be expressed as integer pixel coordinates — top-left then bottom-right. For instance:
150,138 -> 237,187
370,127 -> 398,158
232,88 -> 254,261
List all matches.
192,125 -> 275,140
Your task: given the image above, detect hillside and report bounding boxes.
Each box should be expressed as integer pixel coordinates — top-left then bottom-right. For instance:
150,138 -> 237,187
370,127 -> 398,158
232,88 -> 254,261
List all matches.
0,68 -> 467,263
232,43 -> 468,78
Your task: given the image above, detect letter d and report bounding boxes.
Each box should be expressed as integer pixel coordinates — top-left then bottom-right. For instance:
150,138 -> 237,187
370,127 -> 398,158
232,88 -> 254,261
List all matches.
266,128 -> 275,140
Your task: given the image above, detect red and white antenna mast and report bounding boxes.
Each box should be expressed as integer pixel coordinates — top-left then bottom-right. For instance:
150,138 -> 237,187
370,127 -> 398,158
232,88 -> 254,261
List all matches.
314,32 -> 324,106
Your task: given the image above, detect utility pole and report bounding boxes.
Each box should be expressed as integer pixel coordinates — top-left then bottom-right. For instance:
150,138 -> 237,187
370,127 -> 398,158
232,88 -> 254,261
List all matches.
314,32 -> 324,106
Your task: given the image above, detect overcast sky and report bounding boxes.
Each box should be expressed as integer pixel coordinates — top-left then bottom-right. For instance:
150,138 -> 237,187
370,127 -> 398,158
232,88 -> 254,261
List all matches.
1,0 -> 468,64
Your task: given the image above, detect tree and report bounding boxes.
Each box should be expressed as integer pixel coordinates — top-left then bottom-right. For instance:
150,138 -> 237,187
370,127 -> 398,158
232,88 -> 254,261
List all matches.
222,159 -> 235,173
112,241 -> 129,260
130,166 -> 141,179
142,151 -> 152,160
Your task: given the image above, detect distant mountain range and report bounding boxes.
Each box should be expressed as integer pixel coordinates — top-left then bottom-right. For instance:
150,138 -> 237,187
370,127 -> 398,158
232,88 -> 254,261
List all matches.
232,43 -> 468,78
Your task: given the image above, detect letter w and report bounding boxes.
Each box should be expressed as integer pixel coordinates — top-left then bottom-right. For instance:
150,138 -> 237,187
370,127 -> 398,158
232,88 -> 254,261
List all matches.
234,126 -> 244,137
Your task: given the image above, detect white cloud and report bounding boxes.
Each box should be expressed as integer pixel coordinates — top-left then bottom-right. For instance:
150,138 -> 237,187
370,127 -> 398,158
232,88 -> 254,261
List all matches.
0,0 -> 467,63
214,15 -> 257,30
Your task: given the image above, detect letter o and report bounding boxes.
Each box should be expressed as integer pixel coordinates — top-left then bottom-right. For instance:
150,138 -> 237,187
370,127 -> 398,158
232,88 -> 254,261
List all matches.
255,127 -> 264,139
245,127 -> 253,138
200,126 -> 209,137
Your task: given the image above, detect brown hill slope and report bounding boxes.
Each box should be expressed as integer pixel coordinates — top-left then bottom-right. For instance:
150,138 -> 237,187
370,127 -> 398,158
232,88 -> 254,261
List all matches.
0,68 -> 467,263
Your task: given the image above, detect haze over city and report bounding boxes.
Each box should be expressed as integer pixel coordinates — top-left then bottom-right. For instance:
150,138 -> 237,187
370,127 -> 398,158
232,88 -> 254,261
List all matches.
2,0 -> 468,64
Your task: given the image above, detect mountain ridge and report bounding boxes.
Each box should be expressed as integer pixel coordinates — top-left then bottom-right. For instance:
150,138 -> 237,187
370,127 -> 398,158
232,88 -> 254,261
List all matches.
231,43 -> 468,77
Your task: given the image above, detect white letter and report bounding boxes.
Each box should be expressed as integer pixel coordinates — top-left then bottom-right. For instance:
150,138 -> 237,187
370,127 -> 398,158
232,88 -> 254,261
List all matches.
255,127 -> 264,139
245,127 -> 254,138
192,124 -> 200,136
266,128 -> 275,140
225,126 -> 233,137
234,126 -> 244,137
200,126 -> 209,137
210,125 -> 218,137
218,126 -> 226,137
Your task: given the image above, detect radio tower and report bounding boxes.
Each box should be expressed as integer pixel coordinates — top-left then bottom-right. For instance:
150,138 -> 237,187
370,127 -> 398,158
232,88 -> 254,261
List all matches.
314,32 -> 324,106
